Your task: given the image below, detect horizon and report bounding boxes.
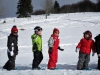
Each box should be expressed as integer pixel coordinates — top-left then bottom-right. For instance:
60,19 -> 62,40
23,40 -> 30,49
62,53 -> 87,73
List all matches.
2,0 -> 97,17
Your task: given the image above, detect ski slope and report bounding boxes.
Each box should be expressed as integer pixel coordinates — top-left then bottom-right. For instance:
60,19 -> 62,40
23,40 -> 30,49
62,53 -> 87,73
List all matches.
0,12 -> 100,75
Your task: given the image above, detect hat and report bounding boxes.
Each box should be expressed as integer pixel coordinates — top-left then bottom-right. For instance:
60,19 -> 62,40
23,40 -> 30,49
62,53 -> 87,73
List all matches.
11,25 -> 18,33
53,28 -> 59,34
83,30 -> 92,38
34,26 -> 42,32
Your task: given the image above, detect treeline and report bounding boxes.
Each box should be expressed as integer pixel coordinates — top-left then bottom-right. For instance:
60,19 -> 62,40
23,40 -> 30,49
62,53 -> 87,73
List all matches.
32,0 -> 100,15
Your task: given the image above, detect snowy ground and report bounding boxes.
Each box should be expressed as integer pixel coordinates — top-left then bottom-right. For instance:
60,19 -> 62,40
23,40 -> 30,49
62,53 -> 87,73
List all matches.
0,12 -> 100,75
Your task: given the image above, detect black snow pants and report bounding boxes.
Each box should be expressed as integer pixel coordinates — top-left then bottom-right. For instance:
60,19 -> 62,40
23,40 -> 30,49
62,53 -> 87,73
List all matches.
32,51 -> 43,69
77,52 -> 90,70
3,52 -> 16,71
98,57 -> 100,70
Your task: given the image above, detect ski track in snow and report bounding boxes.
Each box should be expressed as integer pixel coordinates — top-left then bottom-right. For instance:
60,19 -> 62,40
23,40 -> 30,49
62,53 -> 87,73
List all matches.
0,12 -> 100,75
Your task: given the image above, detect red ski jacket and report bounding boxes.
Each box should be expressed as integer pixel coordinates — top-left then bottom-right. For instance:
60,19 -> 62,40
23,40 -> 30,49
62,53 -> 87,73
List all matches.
48,34 -> 59,49
76,38 -> 95,55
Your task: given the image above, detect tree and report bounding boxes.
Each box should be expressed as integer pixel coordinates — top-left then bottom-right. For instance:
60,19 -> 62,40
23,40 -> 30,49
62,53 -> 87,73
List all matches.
16,0 -> 33,18
83,0 -> 90,1
97,0 -> 100,11
32,10 -> 45,15
41,0 -> 54,19
54,0 -> 60,13
0,0 -> 6,18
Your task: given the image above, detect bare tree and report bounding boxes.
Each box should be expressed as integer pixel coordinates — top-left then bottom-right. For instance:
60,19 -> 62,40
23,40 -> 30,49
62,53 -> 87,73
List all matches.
0,0 -> 6,18
41,0 -> 54,19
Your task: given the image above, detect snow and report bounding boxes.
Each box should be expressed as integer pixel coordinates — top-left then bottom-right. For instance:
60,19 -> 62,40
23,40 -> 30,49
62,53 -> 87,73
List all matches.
0,12 -> 100,75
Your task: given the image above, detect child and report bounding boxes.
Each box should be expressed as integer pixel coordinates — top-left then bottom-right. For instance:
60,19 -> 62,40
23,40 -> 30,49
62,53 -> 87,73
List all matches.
47,28 -> 64,70
3,26 -> 19,71
76,30 -> 95,70
31,26 -> 43,70
94,34 -> 100,70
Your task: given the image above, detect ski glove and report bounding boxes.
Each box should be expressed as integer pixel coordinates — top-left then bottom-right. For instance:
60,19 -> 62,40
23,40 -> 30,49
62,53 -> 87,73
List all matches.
58,46 -> 64,51
75,48 -> 80,52
10,51 -> 14,56
49,47 -> 53,54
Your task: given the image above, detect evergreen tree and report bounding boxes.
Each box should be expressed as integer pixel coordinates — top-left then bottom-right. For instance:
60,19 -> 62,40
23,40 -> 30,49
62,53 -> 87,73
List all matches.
16,0 -> 33,18
54,1 -> 60,13
97,0 -> 100,11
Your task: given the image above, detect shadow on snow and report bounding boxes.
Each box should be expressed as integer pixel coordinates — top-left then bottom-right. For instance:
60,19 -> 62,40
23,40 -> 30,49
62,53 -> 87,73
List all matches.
0,63 -> 97,70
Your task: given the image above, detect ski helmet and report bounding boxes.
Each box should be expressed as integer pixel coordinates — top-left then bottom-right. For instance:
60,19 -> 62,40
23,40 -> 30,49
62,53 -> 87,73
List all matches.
34,26 -> 42,32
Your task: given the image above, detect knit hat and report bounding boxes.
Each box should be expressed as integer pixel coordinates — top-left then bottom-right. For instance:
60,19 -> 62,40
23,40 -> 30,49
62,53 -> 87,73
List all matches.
53,28 -> 59,34
11,25 -> 18,33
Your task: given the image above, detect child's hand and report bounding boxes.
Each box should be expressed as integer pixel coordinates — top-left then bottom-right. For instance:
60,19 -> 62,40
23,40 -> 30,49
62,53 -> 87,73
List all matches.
59,48 -> 64,51
92,52 -> 95,56
58,46 -> 64,51
49,47 -> 53,54
75,48 -> 80,52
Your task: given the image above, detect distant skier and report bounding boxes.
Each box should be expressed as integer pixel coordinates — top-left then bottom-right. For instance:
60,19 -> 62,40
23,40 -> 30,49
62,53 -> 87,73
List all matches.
76,30 -> 95,70
3,25 -> 19,71
94,34 -> 100,70
31,26 -> 43,70
47,28 -> 64,70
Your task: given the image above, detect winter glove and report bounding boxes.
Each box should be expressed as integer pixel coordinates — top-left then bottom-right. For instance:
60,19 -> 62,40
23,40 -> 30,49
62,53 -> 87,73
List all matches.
10,51 -> 14,56
98,54 -> 100,58
58,46 -> 64,51
49,47 -> 53,54
75,48 -> 80,52
92,52 -> 95,56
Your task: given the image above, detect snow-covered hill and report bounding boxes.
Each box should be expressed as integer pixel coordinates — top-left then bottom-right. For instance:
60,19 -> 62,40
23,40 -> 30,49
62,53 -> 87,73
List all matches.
0,12 -> 100,75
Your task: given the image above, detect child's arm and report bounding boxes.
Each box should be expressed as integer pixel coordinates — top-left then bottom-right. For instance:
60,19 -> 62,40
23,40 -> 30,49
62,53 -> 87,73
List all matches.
48,37 -> 54,54
91,40 -> 95,52
48,37 -> 54,48
76,39 -> 82,48
31,35 -> 38,51
91,40 -> 96,56
76,39 -> 82,52
7,36 -> 13,51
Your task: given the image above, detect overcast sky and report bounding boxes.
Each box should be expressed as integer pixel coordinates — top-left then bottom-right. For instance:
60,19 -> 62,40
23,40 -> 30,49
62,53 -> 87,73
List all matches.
2,0 -> 97,17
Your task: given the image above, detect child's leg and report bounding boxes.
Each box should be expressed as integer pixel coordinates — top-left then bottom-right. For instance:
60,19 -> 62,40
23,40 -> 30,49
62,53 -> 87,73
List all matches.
32,52 -> 40,69
47,53 -> 56,69
98,57 -> 100,70
54,51 -> 58,68
77,52 -> 85,70
83,54 -> 90,69
7,52 -> 16,70
38,52 -> 43,66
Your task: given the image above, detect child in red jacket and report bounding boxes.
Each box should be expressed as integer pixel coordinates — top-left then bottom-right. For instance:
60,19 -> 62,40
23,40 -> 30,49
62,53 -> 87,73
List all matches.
76,30 -> 95,70
47,28 -> 64,70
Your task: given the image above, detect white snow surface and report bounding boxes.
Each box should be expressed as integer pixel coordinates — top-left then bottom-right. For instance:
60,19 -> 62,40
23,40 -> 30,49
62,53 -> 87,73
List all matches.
0,12 -> 100,75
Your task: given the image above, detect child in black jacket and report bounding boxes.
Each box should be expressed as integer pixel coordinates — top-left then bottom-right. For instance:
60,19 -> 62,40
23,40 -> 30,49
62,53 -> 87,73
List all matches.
94,34 -> 100,70
3,26 -> 19,71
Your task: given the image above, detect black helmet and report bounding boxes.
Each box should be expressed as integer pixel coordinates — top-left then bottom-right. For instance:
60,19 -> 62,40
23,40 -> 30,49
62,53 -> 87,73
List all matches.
34,26 -> 42,31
